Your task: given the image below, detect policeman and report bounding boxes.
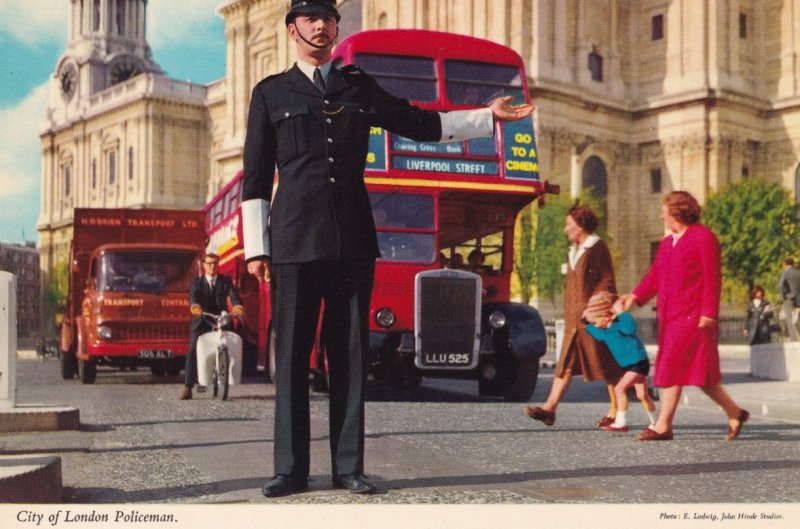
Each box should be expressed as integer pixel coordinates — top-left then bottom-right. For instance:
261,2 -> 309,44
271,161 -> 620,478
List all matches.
242,0 -> 534,497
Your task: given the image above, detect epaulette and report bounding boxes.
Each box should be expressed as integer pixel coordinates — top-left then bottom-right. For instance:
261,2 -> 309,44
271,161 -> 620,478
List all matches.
340,64 -> 366,75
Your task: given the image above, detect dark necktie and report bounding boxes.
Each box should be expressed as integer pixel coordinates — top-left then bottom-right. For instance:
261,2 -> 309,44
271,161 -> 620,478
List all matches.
208,278 -> 215,291
313,67 -> 325,93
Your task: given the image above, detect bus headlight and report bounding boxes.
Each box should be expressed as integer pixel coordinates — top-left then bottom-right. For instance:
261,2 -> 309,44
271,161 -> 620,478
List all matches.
98,325 -> 113,340
375,307 -> 396,328
489,311 -> 507,329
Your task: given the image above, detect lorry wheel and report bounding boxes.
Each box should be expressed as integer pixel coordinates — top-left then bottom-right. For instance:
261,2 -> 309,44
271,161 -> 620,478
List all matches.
78,358 -> 97,384
166,359 -> 182,377
60,350 -> 77,380
150,363 -> 167,377
501,359 -> 539,402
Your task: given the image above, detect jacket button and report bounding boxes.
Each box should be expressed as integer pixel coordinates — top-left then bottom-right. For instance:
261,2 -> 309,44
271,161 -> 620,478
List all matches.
285,112 -> 290,117
329,177 -> 336,183
326,118 -> 332,124
324,99 -> 330,104
328,157 -> 334,163
327,138 -> 333,143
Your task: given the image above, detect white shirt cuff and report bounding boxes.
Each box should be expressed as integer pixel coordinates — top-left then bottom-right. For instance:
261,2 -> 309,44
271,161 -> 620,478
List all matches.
438,108 -> 494,143
241,198 -> 270,260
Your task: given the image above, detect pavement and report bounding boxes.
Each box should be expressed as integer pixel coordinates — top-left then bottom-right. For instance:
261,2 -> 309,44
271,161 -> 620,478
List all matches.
1,345 -> 799,504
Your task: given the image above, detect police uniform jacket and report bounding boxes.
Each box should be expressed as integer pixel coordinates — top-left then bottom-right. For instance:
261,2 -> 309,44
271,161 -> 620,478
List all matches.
241,63 -> 491,265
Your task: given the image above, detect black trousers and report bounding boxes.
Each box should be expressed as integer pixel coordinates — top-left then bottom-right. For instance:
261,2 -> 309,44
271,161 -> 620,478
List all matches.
271,258 -> 375,479
184,324 -> 209,387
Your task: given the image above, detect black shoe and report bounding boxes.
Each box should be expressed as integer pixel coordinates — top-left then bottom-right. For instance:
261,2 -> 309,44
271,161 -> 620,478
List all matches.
333,474 -> 376,494
261,474 -> 308,497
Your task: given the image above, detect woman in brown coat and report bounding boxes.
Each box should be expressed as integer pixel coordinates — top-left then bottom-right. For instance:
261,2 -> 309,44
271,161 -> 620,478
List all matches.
525,205 -> 624,426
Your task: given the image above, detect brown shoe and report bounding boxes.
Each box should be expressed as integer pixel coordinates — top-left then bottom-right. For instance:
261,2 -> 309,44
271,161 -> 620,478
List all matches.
726,409 -> 749,441
637,427 -> 674,441
179,386 -> 192,400
595,415 -> 614,428
524,406 -> 556,426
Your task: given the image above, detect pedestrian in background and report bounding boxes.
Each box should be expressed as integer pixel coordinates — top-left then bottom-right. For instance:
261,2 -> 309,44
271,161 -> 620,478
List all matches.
618,191 -> 749,441
583,291 -> 657,433
744,285 -> 774,345
525,204 -> 623,428
778,257 -> 800,341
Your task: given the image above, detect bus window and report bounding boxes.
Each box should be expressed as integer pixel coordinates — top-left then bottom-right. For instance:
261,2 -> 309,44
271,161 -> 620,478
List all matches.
354,53 -> 437,102
225,184 -> 240,218
211,201 -> 223,228
450,232 -> 504,273
444,60 -> 525,106
378,232 -> 436,264
370,192 -> 434,230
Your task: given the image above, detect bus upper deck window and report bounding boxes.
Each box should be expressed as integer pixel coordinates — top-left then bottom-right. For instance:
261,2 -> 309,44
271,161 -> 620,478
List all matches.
444,60 -> 525,106
354,53 -> 437,102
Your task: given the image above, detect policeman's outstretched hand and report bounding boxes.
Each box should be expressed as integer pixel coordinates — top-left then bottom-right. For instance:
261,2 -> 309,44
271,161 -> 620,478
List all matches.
247,258 -> 272,284
190,304 -> 202,317
231,305 -> 245,317
489,96 -> 535,122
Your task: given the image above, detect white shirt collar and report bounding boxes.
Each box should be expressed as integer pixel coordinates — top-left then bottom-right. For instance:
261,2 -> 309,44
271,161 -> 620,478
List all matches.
296,60 -> 332,84
568,233 -> 600,269
670,227 -> 688,246
205,274 -> 217,285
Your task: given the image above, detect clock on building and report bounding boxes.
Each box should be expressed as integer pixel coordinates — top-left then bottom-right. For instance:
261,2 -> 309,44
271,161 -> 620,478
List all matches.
58,61 -> 78,101
109,58 -> 142,86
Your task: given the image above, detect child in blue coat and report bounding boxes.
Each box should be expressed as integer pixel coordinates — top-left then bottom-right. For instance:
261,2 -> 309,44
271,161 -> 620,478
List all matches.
583,291 -> 657,432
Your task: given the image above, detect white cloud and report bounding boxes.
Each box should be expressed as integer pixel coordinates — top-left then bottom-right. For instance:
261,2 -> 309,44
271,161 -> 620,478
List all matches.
0,83 -> 48,213
0,0 -> 67,47
147,0 -> 224,49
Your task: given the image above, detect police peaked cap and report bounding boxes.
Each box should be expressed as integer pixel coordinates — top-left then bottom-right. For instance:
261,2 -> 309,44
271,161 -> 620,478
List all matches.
285,0 -> 340,26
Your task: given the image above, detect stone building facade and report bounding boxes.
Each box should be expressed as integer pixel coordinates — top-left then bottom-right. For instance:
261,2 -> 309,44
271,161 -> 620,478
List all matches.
0,242 -> 41,338
39,0 -> 800,311
38,0 -> 209,312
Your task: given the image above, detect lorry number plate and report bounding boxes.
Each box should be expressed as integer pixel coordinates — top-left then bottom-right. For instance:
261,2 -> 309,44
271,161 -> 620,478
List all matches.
138,349 -> 174,359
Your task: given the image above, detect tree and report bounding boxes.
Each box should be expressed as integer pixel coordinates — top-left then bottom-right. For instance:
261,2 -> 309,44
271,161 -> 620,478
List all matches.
702,179 -> 800,302
514,205 -> 536,304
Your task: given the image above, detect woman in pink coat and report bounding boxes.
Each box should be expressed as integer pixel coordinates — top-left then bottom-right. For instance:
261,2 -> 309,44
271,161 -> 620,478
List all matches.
618,191 -> 749,441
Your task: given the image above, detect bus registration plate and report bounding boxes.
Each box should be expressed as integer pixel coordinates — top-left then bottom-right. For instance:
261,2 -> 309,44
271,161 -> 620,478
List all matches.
138,349 -> 174,359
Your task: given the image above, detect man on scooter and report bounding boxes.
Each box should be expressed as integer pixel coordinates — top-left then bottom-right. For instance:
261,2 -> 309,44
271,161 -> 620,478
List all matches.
181,253 -> 245,400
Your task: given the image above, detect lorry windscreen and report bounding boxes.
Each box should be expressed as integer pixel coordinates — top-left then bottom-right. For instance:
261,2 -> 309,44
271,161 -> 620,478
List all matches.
98,251 -> 196,293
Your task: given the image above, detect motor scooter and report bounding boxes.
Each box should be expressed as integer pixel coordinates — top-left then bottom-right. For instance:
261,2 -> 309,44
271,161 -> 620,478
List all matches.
196,311 -> 242,400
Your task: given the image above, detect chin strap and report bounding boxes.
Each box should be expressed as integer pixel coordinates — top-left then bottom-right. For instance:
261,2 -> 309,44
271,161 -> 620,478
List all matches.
296,26 -> 339,50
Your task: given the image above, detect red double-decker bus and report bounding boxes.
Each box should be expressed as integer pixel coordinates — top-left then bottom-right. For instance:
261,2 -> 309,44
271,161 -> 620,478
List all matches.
204,29 -> 557,399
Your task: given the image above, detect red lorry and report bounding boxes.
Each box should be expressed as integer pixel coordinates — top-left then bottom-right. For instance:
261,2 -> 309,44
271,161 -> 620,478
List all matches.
59,208 -> 206,383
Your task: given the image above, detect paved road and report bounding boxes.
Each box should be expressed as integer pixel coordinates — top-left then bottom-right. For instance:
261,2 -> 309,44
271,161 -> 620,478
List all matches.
3,355 -> 800,511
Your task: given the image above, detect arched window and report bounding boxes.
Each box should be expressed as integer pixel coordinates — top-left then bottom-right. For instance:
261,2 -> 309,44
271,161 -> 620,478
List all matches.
582,156 -> 608,199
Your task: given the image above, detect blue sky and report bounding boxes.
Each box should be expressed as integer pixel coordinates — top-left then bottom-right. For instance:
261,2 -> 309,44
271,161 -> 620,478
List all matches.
0,0 -> 226,245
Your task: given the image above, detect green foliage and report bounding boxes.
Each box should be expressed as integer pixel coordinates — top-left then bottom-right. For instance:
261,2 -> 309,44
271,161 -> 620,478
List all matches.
46,261 -> 69,315
515,205 -> 535,304
702,179 -> 800,303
